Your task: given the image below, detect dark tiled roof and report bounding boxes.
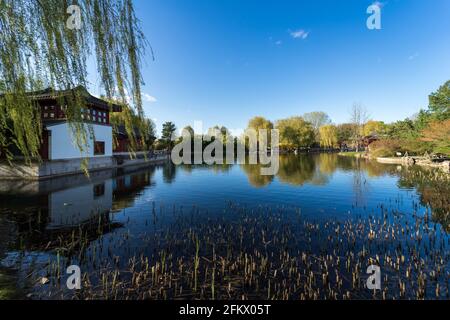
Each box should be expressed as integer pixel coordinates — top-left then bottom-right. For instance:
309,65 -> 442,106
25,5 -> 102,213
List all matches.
4,86 -> 122,112
114,124 -> 142,138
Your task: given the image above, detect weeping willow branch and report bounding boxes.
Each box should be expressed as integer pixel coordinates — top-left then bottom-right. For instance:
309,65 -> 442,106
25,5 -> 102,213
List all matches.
0,0 -> 151,169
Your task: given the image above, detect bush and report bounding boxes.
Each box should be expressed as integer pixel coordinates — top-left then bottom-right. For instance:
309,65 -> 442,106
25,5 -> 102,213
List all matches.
152,140 -> 167,151
370,138 -> 434,157
403,139 -> 433,156
369,139 -> 404,157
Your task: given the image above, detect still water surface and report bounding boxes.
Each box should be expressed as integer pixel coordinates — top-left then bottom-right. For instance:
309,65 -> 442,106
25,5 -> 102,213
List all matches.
0,154 -> 448,299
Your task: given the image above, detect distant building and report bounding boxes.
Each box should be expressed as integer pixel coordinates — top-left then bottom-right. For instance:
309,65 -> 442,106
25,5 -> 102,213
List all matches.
113,124 -> 145,153
28,86 -> 122,160
362,134 -> 379,147
0,86 -> 167,179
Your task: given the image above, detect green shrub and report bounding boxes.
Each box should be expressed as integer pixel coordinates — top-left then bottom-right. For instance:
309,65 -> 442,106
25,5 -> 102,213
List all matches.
370,138 -> 434,157
369,139 -> 404,157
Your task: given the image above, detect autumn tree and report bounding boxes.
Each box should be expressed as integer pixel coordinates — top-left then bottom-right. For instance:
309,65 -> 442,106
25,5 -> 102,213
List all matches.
420,119 -> 450,155
319,124 -> 338,148
182,125 -> 195,138
110,103 -> 156,151
276,116 -> 315,150
349,103 -> 369,151
303,111 -> 331,142
206,125 -> 232,146
363,120 -> 387,136
245,116 -> 273,150
336,123 -> 356,148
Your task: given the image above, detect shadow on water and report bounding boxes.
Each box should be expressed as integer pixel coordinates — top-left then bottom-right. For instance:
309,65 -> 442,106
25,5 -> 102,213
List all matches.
0,154 -> 448,299
0,165 -> 159,298
397,166 -> 450,232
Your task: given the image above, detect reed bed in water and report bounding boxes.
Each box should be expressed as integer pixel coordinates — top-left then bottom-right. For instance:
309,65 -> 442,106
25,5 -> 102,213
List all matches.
31,201 -> 449,300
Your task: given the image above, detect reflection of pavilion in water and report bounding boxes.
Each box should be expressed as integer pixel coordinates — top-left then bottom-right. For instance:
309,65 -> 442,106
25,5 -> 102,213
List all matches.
0,166 -> 157,251
46,180 -> 113,228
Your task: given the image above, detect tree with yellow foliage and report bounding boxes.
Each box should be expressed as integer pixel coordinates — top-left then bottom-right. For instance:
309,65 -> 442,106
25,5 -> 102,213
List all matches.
319,125 -> 338,148
363,120 -> 387,136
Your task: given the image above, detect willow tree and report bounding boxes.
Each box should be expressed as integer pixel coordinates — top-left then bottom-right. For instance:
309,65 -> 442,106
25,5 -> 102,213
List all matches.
319,124 -> 338,148
109,101 -> 156,154
0,0 -> 150,166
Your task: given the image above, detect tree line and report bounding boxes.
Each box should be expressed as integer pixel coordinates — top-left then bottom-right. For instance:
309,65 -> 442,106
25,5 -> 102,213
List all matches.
153,80 -> 449,157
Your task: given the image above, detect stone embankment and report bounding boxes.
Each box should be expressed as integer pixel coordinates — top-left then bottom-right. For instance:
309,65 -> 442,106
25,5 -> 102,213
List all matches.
376,156 -> 450,173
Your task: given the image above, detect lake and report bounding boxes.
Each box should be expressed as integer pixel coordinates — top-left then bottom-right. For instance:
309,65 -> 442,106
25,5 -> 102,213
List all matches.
0,154 -> 449,299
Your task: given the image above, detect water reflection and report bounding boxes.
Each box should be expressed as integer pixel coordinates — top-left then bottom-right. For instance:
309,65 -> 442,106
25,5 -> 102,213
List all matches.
0,167 -> 156,254
113,168 -> 155,210
241,154 -> 397,188
239,154 -> 448,229
397,166 -> 450,231
162,162 -> 177,183
0,154 -> 448,299
241,164 -> 274,187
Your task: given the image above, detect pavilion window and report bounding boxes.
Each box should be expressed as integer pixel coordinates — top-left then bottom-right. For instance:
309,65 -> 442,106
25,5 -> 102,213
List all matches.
93,183 -> 105,198
94,141 -> 105,155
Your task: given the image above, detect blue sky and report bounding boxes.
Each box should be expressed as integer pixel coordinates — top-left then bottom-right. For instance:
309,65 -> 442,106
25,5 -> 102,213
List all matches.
93,0 -> 450,136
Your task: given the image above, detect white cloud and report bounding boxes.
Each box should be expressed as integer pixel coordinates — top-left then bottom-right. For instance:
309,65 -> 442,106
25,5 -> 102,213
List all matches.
275,40 -> 282,45
290,29 -> 309,40
143,93 -> 157,103
112,87 -> 132,104
112,87 -> 157,105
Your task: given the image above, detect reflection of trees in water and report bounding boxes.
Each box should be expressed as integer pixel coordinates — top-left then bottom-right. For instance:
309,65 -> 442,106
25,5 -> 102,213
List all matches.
333,155 -> 396,177
162,162 -> 177,183
241,164 -> 274,187
179,163 -> 233,174
113,169 -> 156,210
398,167 -> 450,232
351,159 -> 368,206
277,155 -> 316,186
333,155 -> 397,206
334,155 -> 356,172
179,164 -> 193,174
210,163 -> 233,173
316,154 -> 339,175
310,154 -> 338,185
241,155 -> 317,187
363,161 -> 397,178
345,158 -> 394,206
169,162 -> 232,180
240,154 -> 396,189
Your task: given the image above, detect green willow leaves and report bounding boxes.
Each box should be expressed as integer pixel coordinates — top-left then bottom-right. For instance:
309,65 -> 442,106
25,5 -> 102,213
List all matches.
0,0 -> 149,164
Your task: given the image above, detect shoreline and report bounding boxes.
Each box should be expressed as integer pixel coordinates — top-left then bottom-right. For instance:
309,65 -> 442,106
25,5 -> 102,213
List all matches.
0,153 -> 170,180
376,156 -> 450,172
336,151 -> 450,173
